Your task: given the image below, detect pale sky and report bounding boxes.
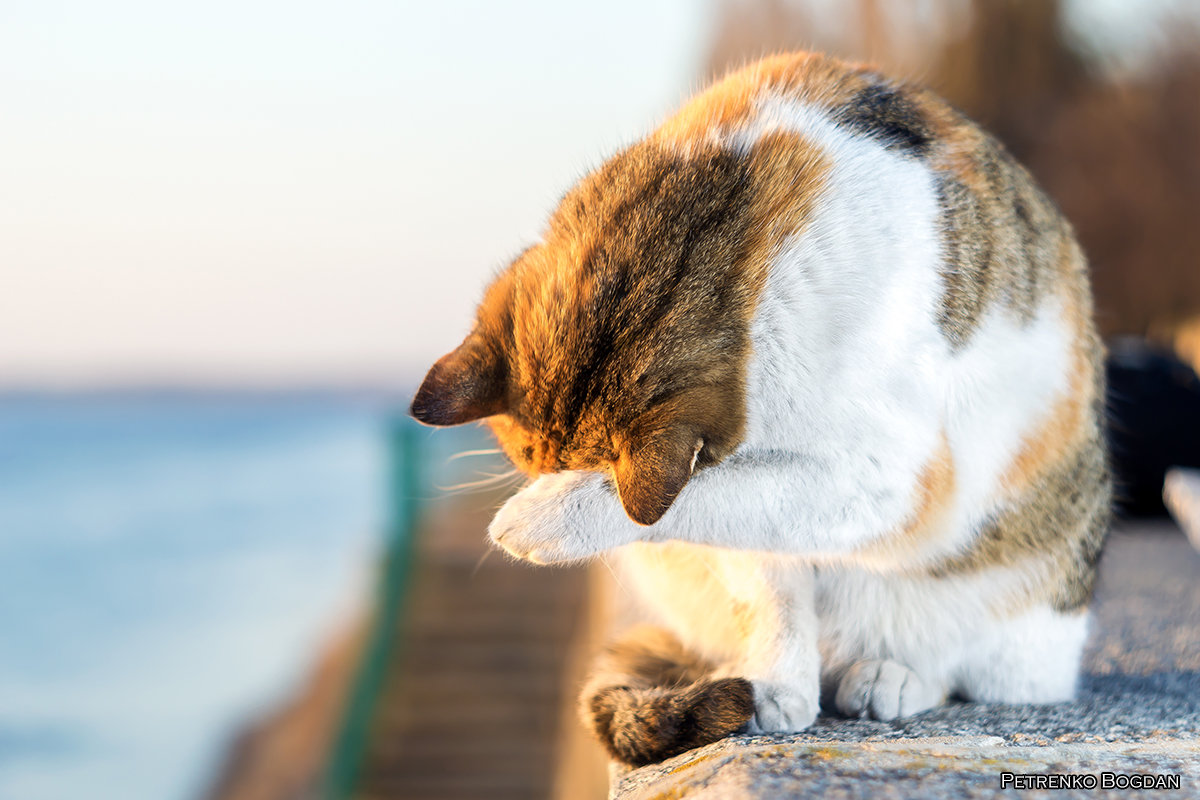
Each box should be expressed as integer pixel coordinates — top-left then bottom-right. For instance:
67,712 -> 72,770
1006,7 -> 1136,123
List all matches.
0,0 -> 1177,388
0,0 -> 712,387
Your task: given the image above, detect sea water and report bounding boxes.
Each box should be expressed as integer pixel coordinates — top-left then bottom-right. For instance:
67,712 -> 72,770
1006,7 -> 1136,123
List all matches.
0,393 -> 389,800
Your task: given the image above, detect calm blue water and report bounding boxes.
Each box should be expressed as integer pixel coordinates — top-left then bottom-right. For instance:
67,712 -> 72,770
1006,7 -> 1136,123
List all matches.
0,393 -> 391,800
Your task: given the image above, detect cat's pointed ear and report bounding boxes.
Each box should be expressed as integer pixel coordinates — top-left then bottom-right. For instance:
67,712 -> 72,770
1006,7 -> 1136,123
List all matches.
410,335 -> 507,426
613,428 -> 700,526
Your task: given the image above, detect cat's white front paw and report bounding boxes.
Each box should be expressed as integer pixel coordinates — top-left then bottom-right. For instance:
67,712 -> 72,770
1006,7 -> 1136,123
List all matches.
835,659 -> 941,721
745,682 -> 818,734
488,470 -> 637,564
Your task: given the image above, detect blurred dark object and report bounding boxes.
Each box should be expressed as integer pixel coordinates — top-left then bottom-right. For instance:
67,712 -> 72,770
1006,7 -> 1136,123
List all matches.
1106,338 -> 1200,517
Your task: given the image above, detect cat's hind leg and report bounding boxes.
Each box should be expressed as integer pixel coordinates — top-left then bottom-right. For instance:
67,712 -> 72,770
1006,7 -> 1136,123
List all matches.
580,626 -> 754,767
953,605 -> 1088,704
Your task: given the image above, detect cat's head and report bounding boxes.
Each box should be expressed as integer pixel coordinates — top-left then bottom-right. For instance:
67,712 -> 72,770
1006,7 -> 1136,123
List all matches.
412,140 -> 773,524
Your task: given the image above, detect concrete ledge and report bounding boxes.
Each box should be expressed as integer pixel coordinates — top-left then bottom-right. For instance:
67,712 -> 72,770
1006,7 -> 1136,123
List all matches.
612,734 -> 1200,798
610,524 -> 1200,799
611,675 -> 1200,799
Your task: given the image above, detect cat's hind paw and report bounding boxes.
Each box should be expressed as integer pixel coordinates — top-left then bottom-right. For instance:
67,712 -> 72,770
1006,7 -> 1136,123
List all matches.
835,659 -> 941,721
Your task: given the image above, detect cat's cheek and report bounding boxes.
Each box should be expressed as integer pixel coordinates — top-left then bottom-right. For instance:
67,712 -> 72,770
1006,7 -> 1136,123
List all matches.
487,470 -> 639,564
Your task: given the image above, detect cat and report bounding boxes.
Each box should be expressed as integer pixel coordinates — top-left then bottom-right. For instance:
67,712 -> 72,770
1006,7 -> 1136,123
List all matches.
410,51 -> 1111,767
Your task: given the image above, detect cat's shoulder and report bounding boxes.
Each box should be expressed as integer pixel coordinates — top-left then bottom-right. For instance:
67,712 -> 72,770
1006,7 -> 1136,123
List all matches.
656,51 -> 956,153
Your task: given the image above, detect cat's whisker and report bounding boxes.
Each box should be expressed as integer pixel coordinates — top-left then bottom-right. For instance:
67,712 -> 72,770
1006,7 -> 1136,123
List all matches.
435,468 -> 521,493
599,553 -> 630,598
470,548 -> 493,579
445,448 -> 502,462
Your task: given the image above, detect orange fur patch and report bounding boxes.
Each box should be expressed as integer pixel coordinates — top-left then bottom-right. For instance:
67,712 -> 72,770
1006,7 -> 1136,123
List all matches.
655,52 -> 878,145
743,130 -> 831,295
907,434 -> 958,538
1000,237 -> 1098,497
857,432 -> 957,566
910,89 -> 993,194
1002,388 -> 1083,496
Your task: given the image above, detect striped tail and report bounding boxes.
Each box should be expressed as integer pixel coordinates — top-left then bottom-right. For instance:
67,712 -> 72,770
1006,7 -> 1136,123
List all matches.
579,626 -> 754,766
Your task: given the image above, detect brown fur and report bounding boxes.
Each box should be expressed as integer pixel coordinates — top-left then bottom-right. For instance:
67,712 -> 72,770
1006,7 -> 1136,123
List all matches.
927,428 -> 1109,613
928,230 -> 1109,612
926,234 -> 1109,612
413,129 -> 829,524
580,626 -> 754,766
742,131 -> 831,281
412,140 -> 760,522
929,129 -> 1075,348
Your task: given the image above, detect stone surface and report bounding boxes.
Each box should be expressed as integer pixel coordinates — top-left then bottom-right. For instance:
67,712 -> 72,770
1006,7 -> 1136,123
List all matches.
610,523 -> 1200,798
612,736 -> 1200,799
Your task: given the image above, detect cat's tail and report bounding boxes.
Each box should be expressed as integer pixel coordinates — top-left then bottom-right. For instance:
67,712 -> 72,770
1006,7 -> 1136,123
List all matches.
579,625 -> 754,767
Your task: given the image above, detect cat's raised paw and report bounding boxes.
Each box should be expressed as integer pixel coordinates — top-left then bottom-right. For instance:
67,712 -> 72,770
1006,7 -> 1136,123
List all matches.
746,682 -> 818,733
488,470 -> 636,564
835,659 -> 941,721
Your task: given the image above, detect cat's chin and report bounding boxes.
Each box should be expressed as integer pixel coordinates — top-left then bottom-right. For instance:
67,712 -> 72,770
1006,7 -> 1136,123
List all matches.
487,469 -> 640,565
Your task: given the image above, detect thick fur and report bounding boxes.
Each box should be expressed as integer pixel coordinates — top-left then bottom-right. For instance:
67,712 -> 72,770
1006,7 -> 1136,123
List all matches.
412,52 -> 1111,766
581,626 -> 755,766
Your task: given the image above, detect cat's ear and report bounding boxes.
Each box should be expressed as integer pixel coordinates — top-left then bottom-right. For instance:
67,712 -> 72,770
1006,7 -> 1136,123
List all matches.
410,335 -> 507,426
613,427 -> 700,526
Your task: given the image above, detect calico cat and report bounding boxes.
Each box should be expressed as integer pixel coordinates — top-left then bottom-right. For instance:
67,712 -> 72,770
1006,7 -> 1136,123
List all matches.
411,52 -> 1110,767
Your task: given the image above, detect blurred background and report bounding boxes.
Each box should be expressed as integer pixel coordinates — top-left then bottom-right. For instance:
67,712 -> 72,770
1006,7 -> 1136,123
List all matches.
2,1 -> 1199,799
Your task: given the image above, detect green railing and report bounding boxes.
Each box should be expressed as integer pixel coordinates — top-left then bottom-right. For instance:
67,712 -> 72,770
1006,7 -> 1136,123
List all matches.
323,415 -> 423,800
322,416 -> 505,799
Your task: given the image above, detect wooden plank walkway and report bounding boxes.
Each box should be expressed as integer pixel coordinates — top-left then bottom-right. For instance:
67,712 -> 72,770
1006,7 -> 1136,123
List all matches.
353,500 -> 597,800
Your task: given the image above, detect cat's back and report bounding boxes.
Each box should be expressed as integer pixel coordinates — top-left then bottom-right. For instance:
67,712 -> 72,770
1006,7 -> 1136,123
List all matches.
656,51 -> 1094,345
647,52 -> 1107,586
